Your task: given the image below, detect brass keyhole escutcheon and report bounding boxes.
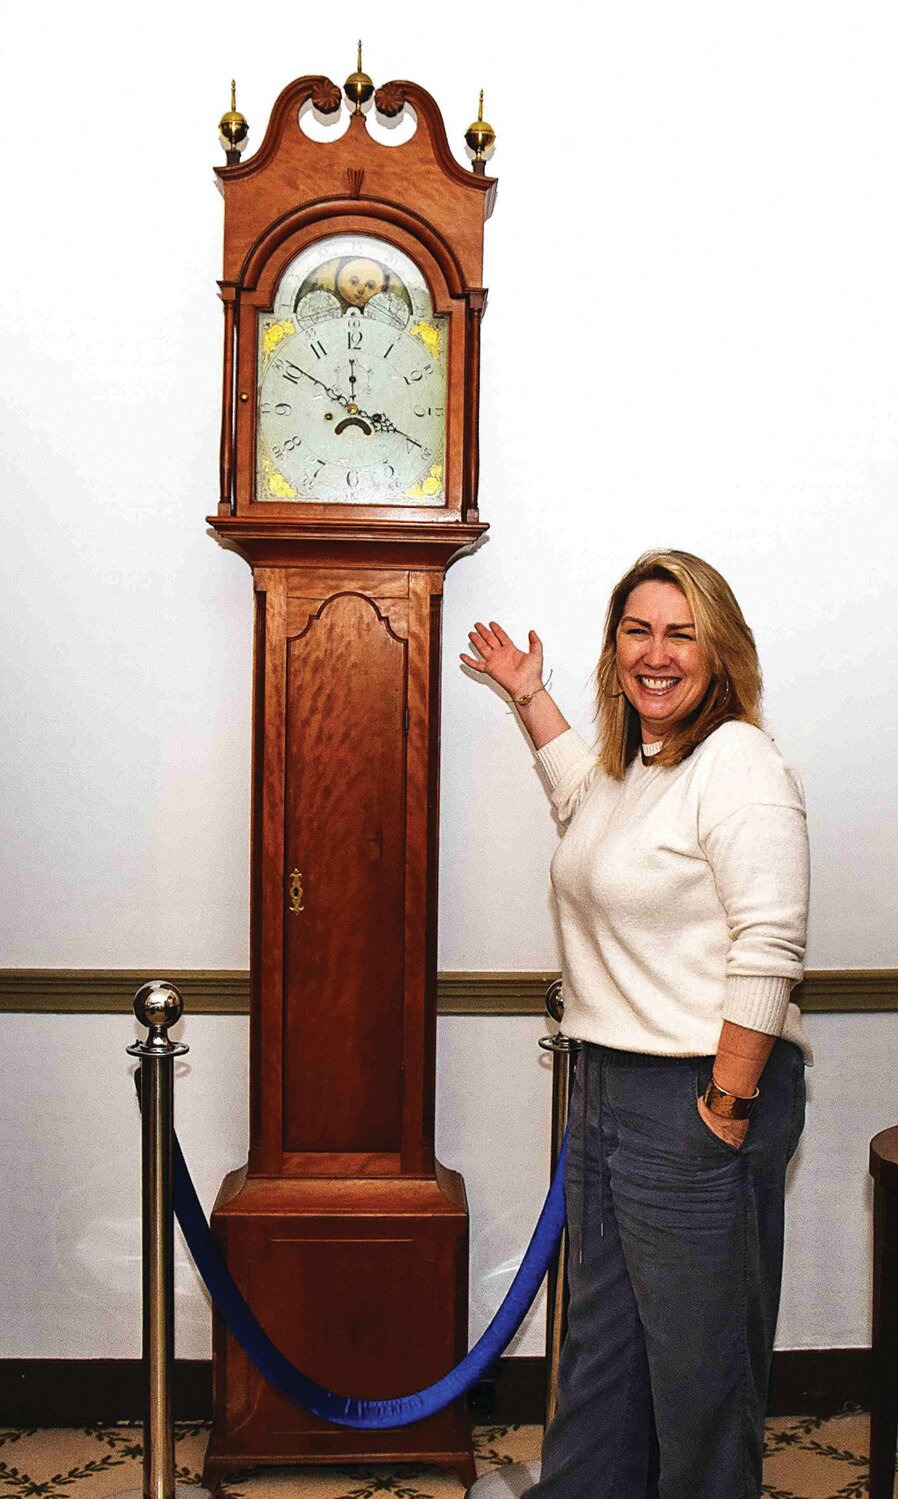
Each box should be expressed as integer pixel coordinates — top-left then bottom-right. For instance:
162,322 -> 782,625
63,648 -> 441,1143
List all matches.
288,868 -> 305,914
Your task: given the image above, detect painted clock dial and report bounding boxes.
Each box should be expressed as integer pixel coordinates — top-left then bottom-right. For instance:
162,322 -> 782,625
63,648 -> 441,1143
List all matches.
256,234 -> 448,505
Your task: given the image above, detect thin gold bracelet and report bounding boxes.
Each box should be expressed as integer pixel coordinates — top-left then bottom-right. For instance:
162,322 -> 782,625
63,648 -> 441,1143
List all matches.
514,685 -> 547,707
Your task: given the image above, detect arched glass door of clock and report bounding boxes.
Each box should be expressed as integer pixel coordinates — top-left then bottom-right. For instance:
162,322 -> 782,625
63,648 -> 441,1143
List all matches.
256,234 -> 448,507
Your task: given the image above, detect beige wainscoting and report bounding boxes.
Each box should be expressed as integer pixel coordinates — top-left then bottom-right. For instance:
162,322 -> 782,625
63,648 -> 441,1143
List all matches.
0,969 -> 895,1015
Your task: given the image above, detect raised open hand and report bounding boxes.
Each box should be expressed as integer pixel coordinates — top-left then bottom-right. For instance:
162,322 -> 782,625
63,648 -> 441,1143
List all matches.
460,620 -> 544,700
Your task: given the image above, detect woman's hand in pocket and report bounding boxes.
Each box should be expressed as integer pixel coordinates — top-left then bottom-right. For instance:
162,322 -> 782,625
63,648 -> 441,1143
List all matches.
697,1096 -> 749,1150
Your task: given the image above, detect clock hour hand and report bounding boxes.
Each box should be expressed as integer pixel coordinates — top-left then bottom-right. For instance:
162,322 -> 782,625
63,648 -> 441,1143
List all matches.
285,362 -> 352,408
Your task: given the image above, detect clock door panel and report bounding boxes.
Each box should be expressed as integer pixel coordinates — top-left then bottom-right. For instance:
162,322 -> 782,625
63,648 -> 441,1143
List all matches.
282,593 -> 408,1157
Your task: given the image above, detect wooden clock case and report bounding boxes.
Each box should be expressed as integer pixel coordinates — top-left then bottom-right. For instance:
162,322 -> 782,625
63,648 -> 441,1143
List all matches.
203,75 -> 496,1484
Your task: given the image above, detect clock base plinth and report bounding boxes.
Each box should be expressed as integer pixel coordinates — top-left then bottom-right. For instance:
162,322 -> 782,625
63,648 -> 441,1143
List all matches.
205,1164 -> 474,1483
202,1444 -> 476,1490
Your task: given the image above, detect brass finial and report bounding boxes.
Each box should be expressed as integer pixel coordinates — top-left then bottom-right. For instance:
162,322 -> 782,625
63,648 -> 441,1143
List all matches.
219,79 -> 249,162
344,39 -> 374,113
464,90 -> 496,169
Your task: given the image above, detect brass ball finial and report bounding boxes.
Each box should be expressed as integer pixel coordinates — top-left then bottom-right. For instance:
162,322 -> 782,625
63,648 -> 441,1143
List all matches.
464,90 -> 496,164
219,79 -> 249,163
344,39 -> 374,114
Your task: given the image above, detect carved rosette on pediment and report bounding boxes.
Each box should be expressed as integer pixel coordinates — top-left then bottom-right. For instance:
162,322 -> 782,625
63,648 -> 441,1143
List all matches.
309,77 -> 342,116
374,80 -> 407,118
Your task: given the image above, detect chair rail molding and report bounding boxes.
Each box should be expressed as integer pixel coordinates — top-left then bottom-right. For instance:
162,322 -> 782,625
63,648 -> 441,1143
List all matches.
0,968 -> 895,1016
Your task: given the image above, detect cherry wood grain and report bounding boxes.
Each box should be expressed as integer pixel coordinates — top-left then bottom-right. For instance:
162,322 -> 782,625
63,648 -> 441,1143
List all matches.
207,1223 -> 472,1476
218,290 -> 236,513
228,211 -> 473,523
282,593 -> 408,1154
207,73 -> 493,1480
215,83 -> 495,286
207,519 -> 487,569
212,77 -> 494,528
207,1165 -> 472,1482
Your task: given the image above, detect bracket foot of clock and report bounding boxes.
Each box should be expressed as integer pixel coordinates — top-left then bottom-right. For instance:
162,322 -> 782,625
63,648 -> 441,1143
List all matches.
201,1448 -> 477,1491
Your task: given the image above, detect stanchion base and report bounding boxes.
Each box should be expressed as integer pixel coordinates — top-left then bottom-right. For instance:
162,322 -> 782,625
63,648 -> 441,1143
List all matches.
467,1460 -> 540,1499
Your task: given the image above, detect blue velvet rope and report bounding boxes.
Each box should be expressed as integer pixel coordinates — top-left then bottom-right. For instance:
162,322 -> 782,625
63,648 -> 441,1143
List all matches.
172,1129 -> 567,1428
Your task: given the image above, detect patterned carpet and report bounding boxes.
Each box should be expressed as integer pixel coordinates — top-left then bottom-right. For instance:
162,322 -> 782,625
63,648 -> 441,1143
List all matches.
0,1414 -> 889,1499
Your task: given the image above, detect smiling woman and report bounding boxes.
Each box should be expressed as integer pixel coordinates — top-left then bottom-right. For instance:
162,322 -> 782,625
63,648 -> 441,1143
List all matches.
595,549 -> 764,776
615,580 -> 711,739
461,549 -> 810,1499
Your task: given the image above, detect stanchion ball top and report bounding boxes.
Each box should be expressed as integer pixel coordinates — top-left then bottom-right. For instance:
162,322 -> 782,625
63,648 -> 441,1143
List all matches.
133,980 -> 184,1033
544,979 -> 564,1024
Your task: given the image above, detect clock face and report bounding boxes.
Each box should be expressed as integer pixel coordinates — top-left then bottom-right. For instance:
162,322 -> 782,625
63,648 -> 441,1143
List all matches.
256,234 -> 448,505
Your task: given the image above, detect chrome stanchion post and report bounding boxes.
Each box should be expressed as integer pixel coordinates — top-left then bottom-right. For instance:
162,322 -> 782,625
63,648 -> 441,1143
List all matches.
112,982 -> 212,1499
538,979 -> 580,1428
466,980 -> 579,1499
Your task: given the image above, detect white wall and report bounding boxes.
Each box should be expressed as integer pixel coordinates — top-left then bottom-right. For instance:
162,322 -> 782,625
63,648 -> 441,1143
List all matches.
1,1 -> 897,1361
0,1009 -> 893,1356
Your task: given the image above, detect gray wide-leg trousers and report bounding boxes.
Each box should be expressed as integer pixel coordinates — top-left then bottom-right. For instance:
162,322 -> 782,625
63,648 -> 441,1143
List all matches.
526,1040 -> 806,1499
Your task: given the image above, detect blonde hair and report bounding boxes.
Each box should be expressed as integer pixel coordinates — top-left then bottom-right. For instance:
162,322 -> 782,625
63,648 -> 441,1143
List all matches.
596,549 -> 763,779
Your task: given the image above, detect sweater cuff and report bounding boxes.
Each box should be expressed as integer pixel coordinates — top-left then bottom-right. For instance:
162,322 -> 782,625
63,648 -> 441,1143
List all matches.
535,728 -> 594,789
722,975 -> 793,1037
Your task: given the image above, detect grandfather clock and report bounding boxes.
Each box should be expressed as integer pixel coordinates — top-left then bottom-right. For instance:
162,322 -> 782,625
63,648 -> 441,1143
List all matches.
203,58 -> 496,1484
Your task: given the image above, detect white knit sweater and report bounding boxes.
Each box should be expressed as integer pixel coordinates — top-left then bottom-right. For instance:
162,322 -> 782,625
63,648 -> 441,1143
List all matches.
537,721 -> 812,1062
